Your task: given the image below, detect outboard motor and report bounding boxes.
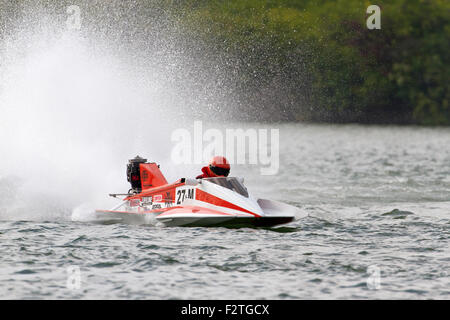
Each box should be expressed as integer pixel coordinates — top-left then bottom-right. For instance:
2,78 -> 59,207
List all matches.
126,156 -> 168,194
127,156 -> 147,193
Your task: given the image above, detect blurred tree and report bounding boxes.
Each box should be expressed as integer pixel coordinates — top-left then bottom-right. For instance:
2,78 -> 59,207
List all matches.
179,0 -> 450,124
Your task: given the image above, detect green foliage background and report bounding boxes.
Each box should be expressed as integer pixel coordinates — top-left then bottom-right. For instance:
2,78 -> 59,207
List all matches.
174,0 -> 449,124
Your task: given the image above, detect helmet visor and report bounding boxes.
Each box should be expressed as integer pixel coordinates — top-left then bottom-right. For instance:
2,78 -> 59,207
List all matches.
209,165 -> 230,177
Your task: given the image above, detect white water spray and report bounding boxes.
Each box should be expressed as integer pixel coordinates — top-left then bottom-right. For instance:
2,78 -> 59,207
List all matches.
0,5 -> 207,221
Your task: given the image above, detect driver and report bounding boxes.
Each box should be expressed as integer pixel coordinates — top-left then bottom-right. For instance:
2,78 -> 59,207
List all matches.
196,156 -> 230,179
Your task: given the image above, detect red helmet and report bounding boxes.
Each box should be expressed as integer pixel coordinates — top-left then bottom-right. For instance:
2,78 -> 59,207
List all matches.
207,156 -> 230,177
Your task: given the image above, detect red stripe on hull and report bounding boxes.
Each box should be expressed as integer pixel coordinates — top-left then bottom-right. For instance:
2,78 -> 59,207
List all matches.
96,205 -> 241,217
157,206 -> 236,217
195,189 -> 261,217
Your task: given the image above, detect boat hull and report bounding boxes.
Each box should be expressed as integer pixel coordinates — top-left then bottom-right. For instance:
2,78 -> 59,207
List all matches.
156,216 -> 295,228
94,177 -> 307,228
94,209 -> 295,228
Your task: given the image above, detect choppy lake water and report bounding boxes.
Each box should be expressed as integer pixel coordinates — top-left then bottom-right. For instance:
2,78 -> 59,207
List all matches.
1,124 -> 449,299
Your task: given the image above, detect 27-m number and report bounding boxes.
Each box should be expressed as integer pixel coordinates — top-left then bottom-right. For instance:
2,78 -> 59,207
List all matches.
176,189 -> 194,204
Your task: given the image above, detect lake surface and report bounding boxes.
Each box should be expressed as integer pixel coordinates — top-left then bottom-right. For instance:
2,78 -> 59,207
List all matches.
1,123 -> 449,299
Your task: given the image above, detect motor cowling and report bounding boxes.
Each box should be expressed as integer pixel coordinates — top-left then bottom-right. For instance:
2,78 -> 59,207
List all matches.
126,156 -> 168,193
127,156 -> 147,193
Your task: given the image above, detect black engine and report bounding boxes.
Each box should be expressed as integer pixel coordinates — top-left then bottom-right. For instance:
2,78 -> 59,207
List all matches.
126,155 -> 147,193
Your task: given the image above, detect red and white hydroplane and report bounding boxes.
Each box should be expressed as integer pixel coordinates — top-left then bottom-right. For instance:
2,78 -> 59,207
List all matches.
95,156 -> 306,227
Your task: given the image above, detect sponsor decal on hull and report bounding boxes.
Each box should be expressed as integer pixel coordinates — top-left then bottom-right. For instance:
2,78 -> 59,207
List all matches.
142,196 -> 152,205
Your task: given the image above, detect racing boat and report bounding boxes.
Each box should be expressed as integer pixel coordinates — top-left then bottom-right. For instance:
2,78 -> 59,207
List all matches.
95,156 -> 306,227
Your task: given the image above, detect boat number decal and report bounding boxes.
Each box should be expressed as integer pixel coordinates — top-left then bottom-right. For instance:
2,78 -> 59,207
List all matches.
176,188 -> 195,205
